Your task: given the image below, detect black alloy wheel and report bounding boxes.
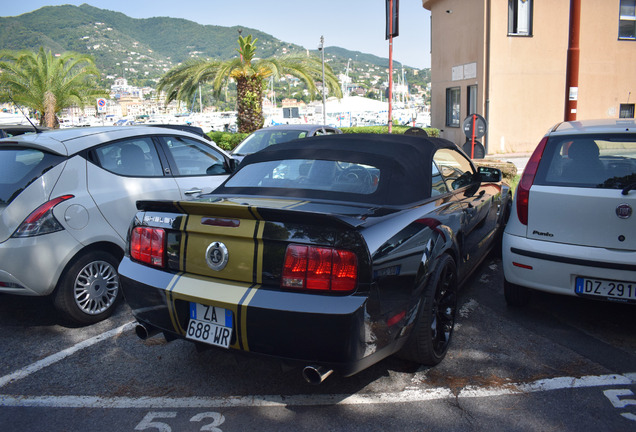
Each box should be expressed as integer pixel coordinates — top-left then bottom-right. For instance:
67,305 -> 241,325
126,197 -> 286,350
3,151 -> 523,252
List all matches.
398,254 -> 458,365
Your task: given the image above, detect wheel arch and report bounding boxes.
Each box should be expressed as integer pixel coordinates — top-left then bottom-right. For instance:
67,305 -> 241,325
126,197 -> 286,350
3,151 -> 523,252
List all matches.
52,241 -> 124,296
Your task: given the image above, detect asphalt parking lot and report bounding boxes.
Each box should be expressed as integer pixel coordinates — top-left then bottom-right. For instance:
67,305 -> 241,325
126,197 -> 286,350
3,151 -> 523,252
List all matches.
0,255 -> 634,431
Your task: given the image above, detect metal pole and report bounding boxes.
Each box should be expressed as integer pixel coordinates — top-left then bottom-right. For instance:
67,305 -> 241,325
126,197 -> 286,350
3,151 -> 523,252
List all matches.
388,0 -> 394,133
320,36 -> 326,125
565,0 -> 581,121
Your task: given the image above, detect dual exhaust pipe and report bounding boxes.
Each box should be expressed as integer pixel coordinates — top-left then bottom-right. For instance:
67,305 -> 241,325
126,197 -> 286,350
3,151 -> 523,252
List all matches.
135,323 -> 334,384
302,365 -> 333,384
135,323 -> 159,340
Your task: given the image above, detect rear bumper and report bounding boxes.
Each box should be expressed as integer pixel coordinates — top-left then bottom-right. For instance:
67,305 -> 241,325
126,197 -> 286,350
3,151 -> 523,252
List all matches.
119,257 -> 399,376
0,231 -> 80,296
503,233 -> 636,301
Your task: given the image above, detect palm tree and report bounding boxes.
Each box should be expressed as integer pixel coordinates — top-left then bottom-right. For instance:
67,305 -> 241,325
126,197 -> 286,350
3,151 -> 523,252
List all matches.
158,35 -> 342,133
0,47 -> 106,128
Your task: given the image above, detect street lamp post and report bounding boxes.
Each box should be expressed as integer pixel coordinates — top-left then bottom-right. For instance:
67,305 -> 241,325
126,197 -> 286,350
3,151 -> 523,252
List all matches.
319,36 -> 326,125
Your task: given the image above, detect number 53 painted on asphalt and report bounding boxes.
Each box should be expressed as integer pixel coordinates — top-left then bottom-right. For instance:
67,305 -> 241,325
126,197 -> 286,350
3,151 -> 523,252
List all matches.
603,389 -> 636,421
135,411 -> 225,431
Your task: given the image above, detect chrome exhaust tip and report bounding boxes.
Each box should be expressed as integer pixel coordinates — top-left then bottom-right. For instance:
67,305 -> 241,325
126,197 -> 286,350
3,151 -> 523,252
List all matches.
302,365 -> 333,384
135,323 -> 159,340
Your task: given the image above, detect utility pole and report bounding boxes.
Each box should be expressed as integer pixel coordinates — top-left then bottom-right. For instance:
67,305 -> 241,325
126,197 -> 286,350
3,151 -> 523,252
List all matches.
319,36 -> 326,125
564,0 -> 581,121
388,0 -> 394,133
386,0 -> 399,132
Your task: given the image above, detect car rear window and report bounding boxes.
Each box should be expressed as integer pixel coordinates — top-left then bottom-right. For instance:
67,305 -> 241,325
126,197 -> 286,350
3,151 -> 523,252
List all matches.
0,147 -> 66,206
224,158 -> 381,196
535,134 -> 636,189
232,130 -> 308,155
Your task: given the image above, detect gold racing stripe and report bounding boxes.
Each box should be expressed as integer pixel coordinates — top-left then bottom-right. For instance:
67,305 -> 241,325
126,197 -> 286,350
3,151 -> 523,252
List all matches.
237,214 -> 265,349
165,205 -> 266,351
168,275 -> 257,350
166,214 -> 190,335
165,273 -> 185,334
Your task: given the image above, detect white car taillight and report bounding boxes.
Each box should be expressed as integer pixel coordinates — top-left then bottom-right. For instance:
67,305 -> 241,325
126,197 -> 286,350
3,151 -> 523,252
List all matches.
11,195 -> 74,238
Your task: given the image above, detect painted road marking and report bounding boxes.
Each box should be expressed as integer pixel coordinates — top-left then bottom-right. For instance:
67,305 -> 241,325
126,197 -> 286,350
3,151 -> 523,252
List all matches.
0,373 -> 634,408
0,304 -> 634,411
0,322 -> 135,389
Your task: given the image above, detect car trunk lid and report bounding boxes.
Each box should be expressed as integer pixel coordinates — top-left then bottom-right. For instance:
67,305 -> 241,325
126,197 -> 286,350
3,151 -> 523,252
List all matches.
138,197 -> 379,284
527,185 -> 635,250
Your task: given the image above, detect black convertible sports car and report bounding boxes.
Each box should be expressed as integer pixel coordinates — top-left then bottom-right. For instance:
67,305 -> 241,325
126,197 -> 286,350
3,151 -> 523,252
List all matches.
120,133 -> 511,383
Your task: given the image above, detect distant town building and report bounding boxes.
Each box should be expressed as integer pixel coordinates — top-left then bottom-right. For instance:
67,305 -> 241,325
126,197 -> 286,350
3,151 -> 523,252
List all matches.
422,0 -> 636,154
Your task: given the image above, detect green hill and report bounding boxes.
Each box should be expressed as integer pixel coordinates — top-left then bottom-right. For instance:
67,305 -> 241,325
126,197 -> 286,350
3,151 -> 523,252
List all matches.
0,4 -> 428,94
0,4 -> 306,82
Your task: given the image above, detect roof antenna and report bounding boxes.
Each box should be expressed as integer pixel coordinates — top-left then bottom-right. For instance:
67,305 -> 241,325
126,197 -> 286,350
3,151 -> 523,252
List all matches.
7,93 -> 41,133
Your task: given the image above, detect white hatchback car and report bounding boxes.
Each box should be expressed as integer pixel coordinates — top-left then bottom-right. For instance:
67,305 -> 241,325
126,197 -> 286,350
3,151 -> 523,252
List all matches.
0,126 -> 235,324
503,119 -> 636,306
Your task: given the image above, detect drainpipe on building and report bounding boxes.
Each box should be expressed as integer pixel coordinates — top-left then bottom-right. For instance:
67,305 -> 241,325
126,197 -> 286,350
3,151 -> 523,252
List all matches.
484,0 -> 491,154
564,0 -> 581,121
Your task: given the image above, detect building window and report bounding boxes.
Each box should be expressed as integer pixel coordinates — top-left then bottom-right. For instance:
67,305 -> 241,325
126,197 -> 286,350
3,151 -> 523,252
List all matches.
620,103 -> 635,118
467,85 -> 478,117
446,87 -> 461,127
508,0 -> 533,36
619,0 -> 636,39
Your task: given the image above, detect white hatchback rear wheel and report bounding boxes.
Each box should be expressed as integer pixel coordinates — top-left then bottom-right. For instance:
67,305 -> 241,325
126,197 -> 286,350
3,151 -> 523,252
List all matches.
54,250 -> 121,325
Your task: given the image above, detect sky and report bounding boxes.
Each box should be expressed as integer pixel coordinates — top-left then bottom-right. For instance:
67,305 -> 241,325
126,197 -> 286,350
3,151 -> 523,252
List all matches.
3,1 -> 432,69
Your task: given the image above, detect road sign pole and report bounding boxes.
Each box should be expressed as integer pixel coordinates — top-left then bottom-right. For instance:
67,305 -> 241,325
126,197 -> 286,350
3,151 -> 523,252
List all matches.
471,114 -> 477,159
388,0 -> 393,133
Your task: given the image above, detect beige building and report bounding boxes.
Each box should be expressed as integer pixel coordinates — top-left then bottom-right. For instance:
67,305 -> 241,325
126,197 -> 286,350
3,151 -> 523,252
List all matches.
422,0 -> 636,154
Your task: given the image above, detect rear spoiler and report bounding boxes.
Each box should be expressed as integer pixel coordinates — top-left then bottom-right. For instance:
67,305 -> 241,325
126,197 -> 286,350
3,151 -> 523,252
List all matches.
136,199 -> 366,229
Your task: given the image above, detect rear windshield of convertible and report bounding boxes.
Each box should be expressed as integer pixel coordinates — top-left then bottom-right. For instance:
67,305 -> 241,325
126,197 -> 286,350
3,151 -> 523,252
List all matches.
218,134 -> 442,205
225,158 -> 381,195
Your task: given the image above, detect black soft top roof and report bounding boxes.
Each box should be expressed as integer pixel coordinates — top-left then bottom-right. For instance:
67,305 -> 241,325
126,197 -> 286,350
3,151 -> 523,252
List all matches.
221,133 -> 459,206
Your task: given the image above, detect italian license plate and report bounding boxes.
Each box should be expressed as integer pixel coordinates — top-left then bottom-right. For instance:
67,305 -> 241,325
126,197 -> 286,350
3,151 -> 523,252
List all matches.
575,277 -> 636,302
186,303 -> 233,348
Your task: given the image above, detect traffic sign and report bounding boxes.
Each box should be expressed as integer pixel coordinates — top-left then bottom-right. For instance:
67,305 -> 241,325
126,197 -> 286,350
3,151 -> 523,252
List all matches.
462,114 -> 487,139
96,98 -> 107,113
462,114 -> 487,159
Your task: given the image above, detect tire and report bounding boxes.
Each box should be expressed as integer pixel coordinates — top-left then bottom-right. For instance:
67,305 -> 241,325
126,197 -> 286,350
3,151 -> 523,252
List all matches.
398,254 -> 458,365
491,199 -> 512,258
504,278 -> 530,307
53,250 -> 121,325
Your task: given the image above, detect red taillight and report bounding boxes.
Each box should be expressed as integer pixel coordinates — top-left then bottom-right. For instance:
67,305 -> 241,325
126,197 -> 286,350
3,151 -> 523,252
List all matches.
282,244 -> 358,292
12,195 -> 74,238
23,195 -> 74,224
130,226 -> 165,267
516,137 -> 548,225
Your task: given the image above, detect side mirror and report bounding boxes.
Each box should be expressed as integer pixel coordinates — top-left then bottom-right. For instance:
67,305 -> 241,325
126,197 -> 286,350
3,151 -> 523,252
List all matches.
225,157 -> 239,173
478,166 -> 503,183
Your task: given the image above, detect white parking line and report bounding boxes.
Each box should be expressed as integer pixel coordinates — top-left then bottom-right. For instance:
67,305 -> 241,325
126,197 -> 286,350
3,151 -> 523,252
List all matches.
0,320 -> 634,410
0,322 -> 135,389
0,373 -> 634,408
